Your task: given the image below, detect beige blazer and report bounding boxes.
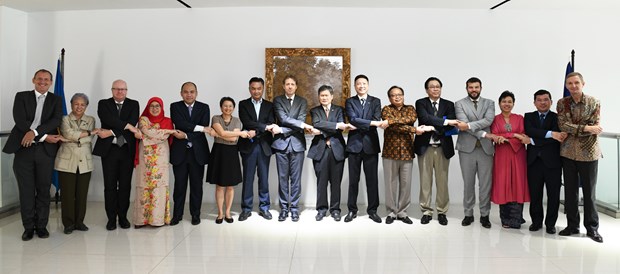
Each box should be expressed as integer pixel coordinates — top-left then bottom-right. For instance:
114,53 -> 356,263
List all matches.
54,113 -> 96,173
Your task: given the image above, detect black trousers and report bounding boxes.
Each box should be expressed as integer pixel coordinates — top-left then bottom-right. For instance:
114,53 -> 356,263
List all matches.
14,145 -> 54,229
101,144 -> 133,222
313,148 -> 344,213
562,157 -> 599,232
58,170 -> 91,228
347,152 -> 379,214
172,148 -> 204,218
527,157 -> 562,228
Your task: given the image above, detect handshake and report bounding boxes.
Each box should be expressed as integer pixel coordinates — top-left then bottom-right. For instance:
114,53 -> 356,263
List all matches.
302,122 -> 357,136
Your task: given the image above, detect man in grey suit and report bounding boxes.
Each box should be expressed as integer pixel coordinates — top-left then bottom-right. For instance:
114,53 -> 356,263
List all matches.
272,75 -> 314,222
307,85 -> 355,221
455,77 -> 495,228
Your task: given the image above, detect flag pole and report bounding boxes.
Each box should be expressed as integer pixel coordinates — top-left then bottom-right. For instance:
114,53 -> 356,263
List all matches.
61,48 -> 65,76
571,49 -> 575,69
54,48 -> 65,205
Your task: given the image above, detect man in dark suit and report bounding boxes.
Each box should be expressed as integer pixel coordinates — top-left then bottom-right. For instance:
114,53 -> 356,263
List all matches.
455,77 -> 495,229
272,75 -> 313,222
524,89 -> 566,235
238,77 -> 278,221
414,77 -> 458,226
344,74 -> 388,223
92,79 -> 141,231
3,69 -> 63,241
169,82 -> 211,226
307,85 -> 355,222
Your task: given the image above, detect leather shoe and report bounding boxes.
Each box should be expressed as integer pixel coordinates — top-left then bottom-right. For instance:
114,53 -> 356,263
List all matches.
368,213 -> 382,223
291,211 -> 300,222
587,230 -> 603,243
119,218 -> 131,229
344,211 -> 357,222
75,224 -> 89,231
529,224 -> 542,232
106,220 -> 117,231
461,216 -> 474,226
259,210 -> 273,220
64,226 -> 74,235
215,217 -> 223,224
315,211 -> 325,221
224,217 -> 234,223
546,227 -> 556,234
278,211 -> 288,222
480,216 -> 491,229
420,215 -> 432,225
22,229 -> 34,241
332,211 -> 341,222
385,216 -> 395,224
239,211 -> 252,221
398,216 -> 413,224
191,215 -> 201,225
558,227 -> 580,236
36,228 -> 50,238
169,217 -> 181,226
438,214 -> 448,226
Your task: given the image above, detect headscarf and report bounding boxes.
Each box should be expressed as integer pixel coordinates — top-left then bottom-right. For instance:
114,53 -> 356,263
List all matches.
134,97 -> 174,166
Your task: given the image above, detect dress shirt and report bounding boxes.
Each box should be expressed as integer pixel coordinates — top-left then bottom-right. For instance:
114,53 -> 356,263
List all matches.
381,104 -> 416,161
557,93 -> 602,161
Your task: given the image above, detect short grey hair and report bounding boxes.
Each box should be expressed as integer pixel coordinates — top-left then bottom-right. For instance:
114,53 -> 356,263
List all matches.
70,93 -> 89,105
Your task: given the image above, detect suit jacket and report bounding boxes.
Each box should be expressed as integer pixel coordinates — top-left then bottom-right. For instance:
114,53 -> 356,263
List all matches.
3,90 -> 63,156
238,98 -> 275,156
345,95 -> 381,154
454,96 -> 495,155
524,111 -> 562,168
92,97 -> 140,159
271,94 -> 307,152
54,114 -> 96,173
307,105 -> 347,162
414,97 -> 456,159
169,100 -> 211,166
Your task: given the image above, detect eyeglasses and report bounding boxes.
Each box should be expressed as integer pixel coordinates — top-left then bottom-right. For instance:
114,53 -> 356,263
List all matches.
112,88 -> 128,91
149,105 -> 161,109
389,94 -> 403,98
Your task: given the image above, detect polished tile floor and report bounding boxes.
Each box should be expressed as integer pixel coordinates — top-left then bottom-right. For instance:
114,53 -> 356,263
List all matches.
0,202 -> 618,274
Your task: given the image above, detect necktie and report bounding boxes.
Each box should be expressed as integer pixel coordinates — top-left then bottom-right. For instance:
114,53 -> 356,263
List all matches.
116,103 -> 125,147
360,98 -> 366,109
432,101 -> 438,116
288,97 -> 293,106
325,107 -> 330,118
473,100 -> 478,111
431,101 -> 440,143
188,105 -> 193,117
30,94 -> 46,130
539,113 -> 545,127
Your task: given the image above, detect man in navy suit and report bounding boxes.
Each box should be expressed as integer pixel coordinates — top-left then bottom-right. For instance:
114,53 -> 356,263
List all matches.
414,77 -> 458,226
3,69 -> 63,240
524,89 -> 566,234
238,77 -> 278,221
344,74 -> 388,223
307,85 -> 355,221
169,82 -> 211,226
93,79 -> 141,231
272,75 -> 313,222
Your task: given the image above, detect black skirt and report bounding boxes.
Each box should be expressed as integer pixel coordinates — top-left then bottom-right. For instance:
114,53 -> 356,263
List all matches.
206,142 -> 242,186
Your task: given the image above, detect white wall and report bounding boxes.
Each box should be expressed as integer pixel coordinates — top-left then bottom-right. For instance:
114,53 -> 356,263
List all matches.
2,7 -> 619,210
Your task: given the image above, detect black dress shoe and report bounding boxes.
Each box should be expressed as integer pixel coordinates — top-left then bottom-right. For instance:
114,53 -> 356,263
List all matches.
215,217 -> 223,224
75,224 -> 89,231
546,227 -> 556,234
169,217 -> 181,226
315,212 -> 325,221
480,216 -> 491,229
368,213 -> 382,223
119,218 -> 131,229
224,216 -> 234,223
239,211 -> 251,221
22,229 -> 34,241
191,216 -> 201,225
529,224 -> 542,232
385,216 -> 395,224
278,211 -> 288,222
64,226 -> 75,235
558,227 -> 580,236
461,216 -> 474,226
438,214 -> 448,226
420,215 -> 432,225
259,210 -> 273,220
106,220 -> 117,231
291,212 -> 300,222
398,216 -> 413,224
331,211 -> 341,221
36,228 -> 50,238
344,212 -> 357,222
134,225 -> 145,229
587,230 -> 603,243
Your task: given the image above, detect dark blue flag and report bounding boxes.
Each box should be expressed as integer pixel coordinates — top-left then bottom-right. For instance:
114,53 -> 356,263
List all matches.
52,58 -> 67,191
563,61 -> 574,98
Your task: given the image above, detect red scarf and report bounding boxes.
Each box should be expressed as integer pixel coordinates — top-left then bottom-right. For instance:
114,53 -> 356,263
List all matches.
134,97 -> 174,166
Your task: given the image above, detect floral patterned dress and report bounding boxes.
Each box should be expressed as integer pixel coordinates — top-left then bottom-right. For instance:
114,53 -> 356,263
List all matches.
133,116 -> 171,226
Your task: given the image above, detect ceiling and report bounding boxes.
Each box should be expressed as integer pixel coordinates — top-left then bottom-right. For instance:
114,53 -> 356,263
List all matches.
1,0 -> 619,12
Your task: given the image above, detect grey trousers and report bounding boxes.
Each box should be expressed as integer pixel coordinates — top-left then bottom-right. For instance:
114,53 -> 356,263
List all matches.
418,146 -> 450,216
458,147 -> 493,217
383,158 -> 413,218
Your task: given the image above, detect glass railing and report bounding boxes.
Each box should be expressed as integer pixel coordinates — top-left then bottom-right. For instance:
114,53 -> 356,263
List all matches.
0,131 -> 20,217
597,132 -> 620,217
